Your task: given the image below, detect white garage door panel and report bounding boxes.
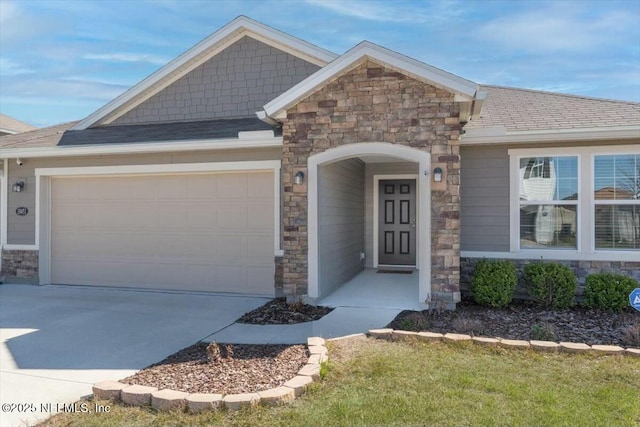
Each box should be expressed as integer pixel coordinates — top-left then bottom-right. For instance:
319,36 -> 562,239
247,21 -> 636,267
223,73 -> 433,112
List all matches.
51,172 -> 275,295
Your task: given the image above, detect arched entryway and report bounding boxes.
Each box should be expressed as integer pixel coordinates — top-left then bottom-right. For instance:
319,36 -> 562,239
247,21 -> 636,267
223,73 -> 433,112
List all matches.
307,142 -> 431,307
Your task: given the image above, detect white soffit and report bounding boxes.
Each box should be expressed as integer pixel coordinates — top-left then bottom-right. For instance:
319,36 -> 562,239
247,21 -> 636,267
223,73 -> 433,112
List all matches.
461,125 -> 640,145
262,41 -> 480,120
71,16 -> 338,131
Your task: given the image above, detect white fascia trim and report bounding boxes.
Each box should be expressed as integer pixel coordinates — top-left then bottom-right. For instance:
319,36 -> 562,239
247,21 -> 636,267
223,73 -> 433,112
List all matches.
0,137 -> 282,159
460,250 -> 640,263
0,128 -> 19,135
263,41 -> 478,118
461,125 -> 640,145
72,16 -> 337,130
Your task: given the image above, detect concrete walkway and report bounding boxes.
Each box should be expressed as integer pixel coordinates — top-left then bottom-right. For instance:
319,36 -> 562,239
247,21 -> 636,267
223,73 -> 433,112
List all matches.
205,306 -> 401,344
0,284 -> 398,427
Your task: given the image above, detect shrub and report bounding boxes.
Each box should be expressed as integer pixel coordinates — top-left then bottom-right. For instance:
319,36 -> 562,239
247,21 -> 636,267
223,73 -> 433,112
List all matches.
523,262 -> 577,309
399,312 -> 430,331
530,322 -> 558,342
452,316 -> 485,335
583,273 -> 638,311
470,259 -> 517,308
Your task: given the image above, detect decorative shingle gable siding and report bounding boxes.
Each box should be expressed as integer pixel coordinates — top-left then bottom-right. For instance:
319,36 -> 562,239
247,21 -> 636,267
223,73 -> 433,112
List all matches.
113,37 -> 320,125
280,61 -> 462,300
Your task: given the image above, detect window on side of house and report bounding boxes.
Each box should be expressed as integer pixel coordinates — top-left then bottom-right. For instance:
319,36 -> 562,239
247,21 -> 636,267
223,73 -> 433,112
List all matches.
594,154 -> 640,251
518,156 -> 579,249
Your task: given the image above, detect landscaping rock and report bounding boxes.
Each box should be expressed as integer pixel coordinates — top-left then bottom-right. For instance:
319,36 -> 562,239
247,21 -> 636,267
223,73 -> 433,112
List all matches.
307,337 -> 326,346
151,389 -> 188,411
499,339 -> 530,349
560,342 -> 592,354
368,328 -> 393,339
417,331 -> 444,342
308,345 -> 328,356
186,393 -> 223,413
530,341 -> 560,352
298,363 -> 321,380
392,330 -> 418,341
472,337 -> 499,346
625,348 -> 640,357
223,393 -> 260,411
443,333 -> 472,342
121,385 -> 158,407
591,345 -> 624,355
92,381 -> 127,401
258,387 -> 296,406
283,375 -> 314,397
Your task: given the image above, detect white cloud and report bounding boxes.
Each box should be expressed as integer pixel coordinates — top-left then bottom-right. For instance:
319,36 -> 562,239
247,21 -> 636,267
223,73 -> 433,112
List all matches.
477,8 -> 638,53
0,58 -> 35,75
304,0 -> 464,24
83,53 -> 170,66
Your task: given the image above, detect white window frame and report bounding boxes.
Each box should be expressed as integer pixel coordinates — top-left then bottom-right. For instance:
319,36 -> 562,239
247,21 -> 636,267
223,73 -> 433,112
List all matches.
516,154 -> 581,251
591,151 -> 640,252
508,145 -> 640,262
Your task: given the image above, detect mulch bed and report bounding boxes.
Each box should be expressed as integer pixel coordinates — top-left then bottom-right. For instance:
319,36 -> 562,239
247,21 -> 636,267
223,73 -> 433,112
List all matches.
237,297 -> 334,324
387,298 -> 639,346
122,343 -> 308,394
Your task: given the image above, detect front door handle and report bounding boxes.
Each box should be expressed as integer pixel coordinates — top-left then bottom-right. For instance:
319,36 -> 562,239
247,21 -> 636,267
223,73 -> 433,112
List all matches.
411,218 -> 416,228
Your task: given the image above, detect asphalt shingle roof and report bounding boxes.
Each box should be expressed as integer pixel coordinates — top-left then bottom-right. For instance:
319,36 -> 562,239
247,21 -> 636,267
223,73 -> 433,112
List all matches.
0,118 -> 278,149
470,85 -> 640,132
0,114 -> 37,134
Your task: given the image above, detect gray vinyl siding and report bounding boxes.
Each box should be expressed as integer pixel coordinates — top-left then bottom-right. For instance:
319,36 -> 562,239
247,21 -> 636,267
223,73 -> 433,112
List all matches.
460,146 -> 510,251
5,147 -> 281,245
364,162 -> 418,267
318,159 -> 365,297
112,37 -> 320,125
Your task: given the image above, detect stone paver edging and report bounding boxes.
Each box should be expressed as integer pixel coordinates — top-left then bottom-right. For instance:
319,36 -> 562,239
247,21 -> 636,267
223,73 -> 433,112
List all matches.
92,337 -> 328,413
368,328 -> 638,357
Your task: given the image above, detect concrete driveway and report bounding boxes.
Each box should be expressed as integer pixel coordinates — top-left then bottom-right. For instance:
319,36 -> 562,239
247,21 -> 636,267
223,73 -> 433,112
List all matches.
0,284 -> 269,427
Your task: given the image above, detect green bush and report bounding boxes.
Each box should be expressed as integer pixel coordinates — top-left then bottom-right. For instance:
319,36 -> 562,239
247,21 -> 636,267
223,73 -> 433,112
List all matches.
583,273 -> 637,311
470,259 -> 517,308
523,262 -> 577,309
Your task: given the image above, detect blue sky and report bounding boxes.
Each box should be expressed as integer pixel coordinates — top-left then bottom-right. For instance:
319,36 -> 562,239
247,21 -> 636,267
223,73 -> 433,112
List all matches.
1,0 -> 639,128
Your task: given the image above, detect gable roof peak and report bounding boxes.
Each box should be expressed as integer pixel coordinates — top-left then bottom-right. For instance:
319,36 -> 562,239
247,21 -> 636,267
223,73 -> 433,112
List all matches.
71,16 -> 338,131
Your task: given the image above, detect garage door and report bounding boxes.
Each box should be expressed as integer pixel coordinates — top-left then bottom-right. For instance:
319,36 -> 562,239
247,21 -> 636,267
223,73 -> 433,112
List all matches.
51,172 -> 275,295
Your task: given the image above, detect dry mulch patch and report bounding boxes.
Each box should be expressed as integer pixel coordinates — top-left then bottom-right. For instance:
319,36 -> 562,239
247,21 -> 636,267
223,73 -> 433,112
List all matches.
122,343 -> 308,394
237,297 -> 334,324
387,298 -> 639,346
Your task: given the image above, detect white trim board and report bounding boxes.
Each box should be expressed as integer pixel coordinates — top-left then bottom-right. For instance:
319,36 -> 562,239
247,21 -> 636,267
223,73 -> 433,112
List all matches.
33,160 -> 282,285
461,126 -> 640,145
460,251 -> 640,263
372,174 -> 420,269
0,136 -> 283,159
307,142 -> 431,304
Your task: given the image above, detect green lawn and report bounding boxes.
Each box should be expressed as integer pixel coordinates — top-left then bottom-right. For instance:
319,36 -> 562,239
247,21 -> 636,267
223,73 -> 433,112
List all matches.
40,338 -> 640,427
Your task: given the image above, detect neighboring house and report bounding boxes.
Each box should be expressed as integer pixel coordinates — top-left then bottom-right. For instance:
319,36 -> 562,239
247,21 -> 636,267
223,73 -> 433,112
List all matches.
0,16 -> 638,307
0,114 -> 36,137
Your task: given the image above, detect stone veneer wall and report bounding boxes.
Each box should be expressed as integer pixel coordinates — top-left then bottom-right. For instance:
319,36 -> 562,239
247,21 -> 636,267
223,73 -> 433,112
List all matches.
1,250 -> 39,283
280,61 -> 462,301
460,257 -> 640,298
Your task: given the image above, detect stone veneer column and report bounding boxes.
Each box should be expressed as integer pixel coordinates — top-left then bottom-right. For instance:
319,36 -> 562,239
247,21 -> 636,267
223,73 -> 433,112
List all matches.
1,250 -> 39,283
281,61 -> 461,302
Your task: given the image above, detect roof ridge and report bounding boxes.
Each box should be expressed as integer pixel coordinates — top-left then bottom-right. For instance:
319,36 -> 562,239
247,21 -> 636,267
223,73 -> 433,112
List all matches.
480,84 -> 640,105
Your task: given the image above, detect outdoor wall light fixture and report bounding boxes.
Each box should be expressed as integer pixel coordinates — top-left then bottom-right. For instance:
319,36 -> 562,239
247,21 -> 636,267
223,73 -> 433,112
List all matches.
294,171 -> 304,185
433,167 -> 443,183
12,180 -> 25,192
